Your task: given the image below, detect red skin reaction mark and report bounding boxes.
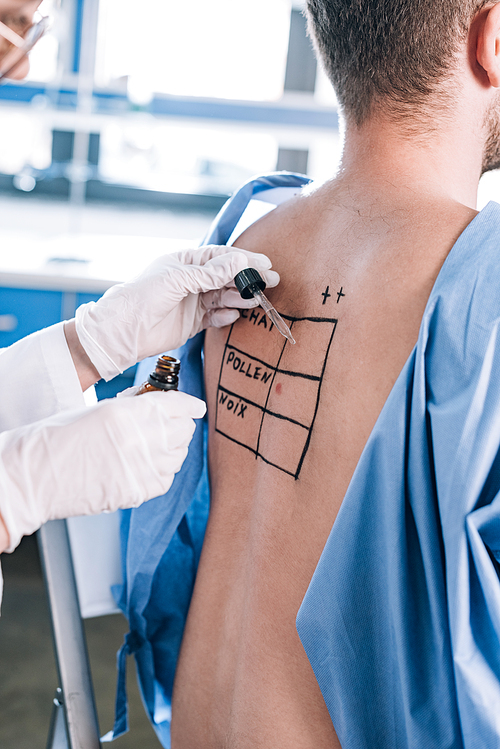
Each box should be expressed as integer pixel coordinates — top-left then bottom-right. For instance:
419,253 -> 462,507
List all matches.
276,383 -> 282,395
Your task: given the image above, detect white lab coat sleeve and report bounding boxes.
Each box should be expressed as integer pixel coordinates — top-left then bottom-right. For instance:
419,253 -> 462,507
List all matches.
0,321 -> 85,432
0,322 -> 122,618
0,322 -> 85,609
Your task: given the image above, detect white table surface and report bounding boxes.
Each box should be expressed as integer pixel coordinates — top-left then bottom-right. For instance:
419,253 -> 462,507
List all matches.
0,232 -> 193,292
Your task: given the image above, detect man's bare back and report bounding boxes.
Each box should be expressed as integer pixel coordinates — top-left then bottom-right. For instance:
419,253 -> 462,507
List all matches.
170,179 -> 477,748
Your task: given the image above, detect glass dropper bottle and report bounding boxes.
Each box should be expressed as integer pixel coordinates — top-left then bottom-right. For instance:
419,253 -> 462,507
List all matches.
134,355 -> 180,395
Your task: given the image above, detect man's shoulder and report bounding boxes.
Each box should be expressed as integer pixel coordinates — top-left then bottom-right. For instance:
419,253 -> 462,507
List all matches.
435,200 -> 500,287
475,200 -> 500,229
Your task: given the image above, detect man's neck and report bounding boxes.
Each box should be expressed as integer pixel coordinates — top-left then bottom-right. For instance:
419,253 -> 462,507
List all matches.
335,111 -> 483,212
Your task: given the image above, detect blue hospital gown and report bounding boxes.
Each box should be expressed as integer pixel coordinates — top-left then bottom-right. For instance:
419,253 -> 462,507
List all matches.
110,174 -> 500,749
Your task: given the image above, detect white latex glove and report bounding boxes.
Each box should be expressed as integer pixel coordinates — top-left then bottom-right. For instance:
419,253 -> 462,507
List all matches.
0,390 -> 205,553
75,245 -> 279,381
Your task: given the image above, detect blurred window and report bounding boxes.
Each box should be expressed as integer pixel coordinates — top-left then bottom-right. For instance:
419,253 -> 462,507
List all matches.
95,0 -> 292,101
99,116 -> 279,195
0,0 -> 344,201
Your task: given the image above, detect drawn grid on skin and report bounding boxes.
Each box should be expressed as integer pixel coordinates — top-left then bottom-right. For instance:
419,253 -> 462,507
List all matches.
223,343 -> 322,383
294,320 -> 337,477
214,323 -> 233,437
218,386 -> 309,431
215,315 -> 337,479
254,322 -> 290,459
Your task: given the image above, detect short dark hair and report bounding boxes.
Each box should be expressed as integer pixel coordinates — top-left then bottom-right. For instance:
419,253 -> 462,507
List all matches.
305,0 -> 493,126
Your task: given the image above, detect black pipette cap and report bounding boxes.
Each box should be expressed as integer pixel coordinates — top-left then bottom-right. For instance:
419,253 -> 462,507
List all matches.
234,267 -> 267,299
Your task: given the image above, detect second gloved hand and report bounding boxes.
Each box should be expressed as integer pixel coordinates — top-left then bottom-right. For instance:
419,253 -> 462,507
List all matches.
75,245 -> 279,380
0,390 -> 205,553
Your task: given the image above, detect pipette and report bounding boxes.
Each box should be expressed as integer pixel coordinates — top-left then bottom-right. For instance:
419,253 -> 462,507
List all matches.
234,268 -> 296,345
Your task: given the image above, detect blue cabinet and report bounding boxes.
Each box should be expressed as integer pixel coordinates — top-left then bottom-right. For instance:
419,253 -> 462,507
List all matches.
76,292 -> 101,307
0,284 -> 136,398
0,287 -> 64,348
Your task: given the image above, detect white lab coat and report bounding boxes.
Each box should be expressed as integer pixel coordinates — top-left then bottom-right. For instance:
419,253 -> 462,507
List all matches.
0,322 -> 85,431
0,322 -> 122,616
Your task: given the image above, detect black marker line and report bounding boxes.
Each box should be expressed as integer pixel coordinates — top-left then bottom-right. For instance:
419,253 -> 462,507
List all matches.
295,320 -> 338,478
218,386 -> 265,410
216,317 -> 338,479
218,385 -> 310,430
276,320 -> 319,381
279,314 -> 338,324
255,335 -> 288,458
254,453 -> 296,478
224,345 -> 279,371
215,323 -> 234,431
215,428 -> 258,456
225,347 -> 322,382
275,368 -> 321,382
243,308 -> 338,324
263,408 -> 309,430
215,428 -> 297,478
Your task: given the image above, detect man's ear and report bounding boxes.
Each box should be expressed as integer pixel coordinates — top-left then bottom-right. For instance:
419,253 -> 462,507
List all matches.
477,3 -> 500,87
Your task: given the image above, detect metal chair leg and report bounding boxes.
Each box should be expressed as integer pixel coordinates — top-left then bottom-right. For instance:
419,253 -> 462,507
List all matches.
46,689 -> 69,749
38,520 -> 101,749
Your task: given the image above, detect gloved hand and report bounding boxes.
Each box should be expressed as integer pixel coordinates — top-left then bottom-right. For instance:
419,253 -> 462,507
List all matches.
0,390 -> 205,553
75,245 -> 279,381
